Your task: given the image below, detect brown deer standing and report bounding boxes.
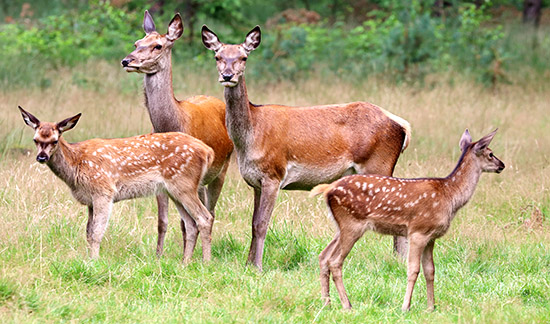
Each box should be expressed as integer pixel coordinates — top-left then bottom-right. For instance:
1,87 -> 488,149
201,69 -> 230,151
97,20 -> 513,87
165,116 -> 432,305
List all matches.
19,106 -> 215,262
311,129 -> 505,311
202,25 -> 412,270
121,11 -> 233,256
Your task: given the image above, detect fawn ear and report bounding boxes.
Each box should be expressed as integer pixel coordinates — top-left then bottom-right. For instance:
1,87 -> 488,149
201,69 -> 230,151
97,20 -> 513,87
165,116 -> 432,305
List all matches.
474,129 -> 498,153
459,129 -> 472,152
143,10 -> 156,34
19,106 -> 40,129
202,25 -> 222,51
243,25 -> 261,53
57,113 -> 82,133
167,13 -> 184,41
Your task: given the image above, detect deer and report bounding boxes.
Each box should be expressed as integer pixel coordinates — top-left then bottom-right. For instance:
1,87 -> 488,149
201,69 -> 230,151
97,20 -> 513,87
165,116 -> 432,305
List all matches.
121,11 -> 233,257
310,129 -> 505,311
18,106 -> 216,262
201,25 -> 412,271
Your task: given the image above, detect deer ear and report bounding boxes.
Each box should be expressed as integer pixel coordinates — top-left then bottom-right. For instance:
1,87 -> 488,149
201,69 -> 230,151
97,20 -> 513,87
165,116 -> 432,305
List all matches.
243,25 -> 261,53
19,106 -> 40,129
202,25 -> 222,51
459,128 -> 472,152
143,10 -> 156,34
474,129 -> 498,153
167,13 -> 183,41
57,113 -> 81,133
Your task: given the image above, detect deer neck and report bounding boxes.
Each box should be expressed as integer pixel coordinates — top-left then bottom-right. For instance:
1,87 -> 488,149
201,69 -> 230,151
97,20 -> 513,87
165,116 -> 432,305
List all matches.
143,51 -> 187,133
47,138 -> 79,188
444,150 -> 482,213
223,76 -> 254,150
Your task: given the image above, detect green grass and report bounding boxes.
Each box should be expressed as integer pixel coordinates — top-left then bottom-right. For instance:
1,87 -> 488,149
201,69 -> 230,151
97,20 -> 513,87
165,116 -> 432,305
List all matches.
0,64 -> 549,322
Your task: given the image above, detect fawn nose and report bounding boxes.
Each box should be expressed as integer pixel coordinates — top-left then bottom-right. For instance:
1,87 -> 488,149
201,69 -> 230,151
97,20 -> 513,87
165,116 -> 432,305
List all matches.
222,74 -> 234,82
121,58 -> 132,67
36,153 -> 49,163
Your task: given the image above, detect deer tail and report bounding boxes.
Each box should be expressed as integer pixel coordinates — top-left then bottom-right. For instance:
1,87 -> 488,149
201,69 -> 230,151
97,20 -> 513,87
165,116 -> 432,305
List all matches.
309,183 -> 334,198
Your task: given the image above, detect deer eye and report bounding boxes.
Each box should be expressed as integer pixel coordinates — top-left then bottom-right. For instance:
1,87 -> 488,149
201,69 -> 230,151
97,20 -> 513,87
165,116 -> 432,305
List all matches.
33,139 -> 38,144
154,45 -> 162,50
53,140 -> 58,145
489,152 -> 494,158
215,56 -> 220,61
242,57 -> 247,61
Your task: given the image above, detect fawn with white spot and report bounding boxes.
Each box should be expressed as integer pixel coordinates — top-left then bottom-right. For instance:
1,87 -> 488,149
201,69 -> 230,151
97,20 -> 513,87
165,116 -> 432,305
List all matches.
311,129 -> 505,311
19,106 -> 214,262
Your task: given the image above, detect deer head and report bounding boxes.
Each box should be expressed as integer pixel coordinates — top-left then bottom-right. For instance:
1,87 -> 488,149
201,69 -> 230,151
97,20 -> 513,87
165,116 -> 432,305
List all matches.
460,129 -> 505,173
19,106 -> 81,163
202,25 -> 261,87
121,10 -> 184,74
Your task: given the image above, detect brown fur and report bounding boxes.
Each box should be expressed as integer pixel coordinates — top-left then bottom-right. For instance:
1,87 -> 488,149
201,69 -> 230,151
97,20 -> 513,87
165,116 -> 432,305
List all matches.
202,25 -> 412,270
19,106 -> 215,262
312,129 -> 505,311
122,11 -> 233,256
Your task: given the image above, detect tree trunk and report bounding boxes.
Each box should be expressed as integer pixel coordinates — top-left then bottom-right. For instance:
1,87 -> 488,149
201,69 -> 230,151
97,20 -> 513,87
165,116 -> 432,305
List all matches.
523,0 -> 542,28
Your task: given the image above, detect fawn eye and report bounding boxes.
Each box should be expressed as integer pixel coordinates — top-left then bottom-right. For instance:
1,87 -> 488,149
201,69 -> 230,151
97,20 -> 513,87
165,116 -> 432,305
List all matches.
154,45 -> 162,50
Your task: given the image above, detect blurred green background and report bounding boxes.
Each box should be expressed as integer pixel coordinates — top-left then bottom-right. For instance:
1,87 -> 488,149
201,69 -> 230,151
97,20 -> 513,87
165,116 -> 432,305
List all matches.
1,0 -> 548,89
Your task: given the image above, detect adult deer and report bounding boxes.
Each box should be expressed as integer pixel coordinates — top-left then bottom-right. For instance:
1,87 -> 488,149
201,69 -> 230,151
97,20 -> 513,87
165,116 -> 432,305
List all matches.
121,11 -> 233,257
202,25 -> 412,270
19,106 -> 215,262
311,129 -> 505,311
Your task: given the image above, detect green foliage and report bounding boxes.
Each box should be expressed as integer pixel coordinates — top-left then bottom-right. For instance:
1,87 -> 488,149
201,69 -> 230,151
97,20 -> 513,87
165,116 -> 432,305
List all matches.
1,0 -> 548,88
254,1 -> 509,84
0,1 -> 142,89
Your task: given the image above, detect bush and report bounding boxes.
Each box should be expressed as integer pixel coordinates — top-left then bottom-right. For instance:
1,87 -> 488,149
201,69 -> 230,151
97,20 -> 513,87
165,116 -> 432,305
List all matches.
0,1 -> 142,89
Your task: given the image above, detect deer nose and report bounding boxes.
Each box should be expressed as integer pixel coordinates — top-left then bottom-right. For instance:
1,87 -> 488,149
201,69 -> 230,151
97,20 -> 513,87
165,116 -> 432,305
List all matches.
121,58 -> 132,67
222,74 -> 234,82
36,154 -> 48,163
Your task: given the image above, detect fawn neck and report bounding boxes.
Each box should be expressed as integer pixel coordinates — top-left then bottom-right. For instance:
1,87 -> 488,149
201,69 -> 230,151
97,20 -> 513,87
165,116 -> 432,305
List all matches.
223,76 -> 254,149
443,149 -> 483,213
46,138 -> 79,188
143,50 -> 188,133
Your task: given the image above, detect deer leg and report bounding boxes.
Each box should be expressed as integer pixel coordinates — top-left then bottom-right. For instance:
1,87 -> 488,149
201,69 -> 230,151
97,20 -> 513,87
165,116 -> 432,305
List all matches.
88,197 -> 113,259
394,236 -> 408,259
205,161 -> 229,217
422,240 -> 436,311
173,200 -> 199,263
402,234 -> 430,312
246,187 -> 262,265
329,222 -> 365,310
177,192 -> 214,262
247,179 -> 280,271
319,231 -> 340,306
86,205 -> 94,244
156,193 -> 170,257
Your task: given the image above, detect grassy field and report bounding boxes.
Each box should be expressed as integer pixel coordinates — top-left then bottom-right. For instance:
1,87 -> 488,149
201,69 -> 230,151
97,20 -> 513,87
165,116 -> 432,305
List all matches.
0,63 -> 549,323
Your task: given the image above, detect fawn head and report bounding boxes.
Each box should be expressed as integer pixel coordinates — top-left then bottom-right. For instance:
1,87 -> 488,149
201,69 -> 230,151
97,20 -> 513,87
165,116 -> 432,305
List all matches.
121,10 -> 183,74
19,106 -> 81,163
460,129 -> 505,173
202,25 -> 261,87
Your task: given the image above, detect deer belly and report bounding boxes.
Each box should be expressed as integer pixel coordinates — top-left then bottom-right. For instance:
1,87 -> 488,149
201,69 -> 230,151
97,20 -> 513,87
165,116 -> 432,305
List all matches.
114,174 -> 164,202
280,162 -> 354,190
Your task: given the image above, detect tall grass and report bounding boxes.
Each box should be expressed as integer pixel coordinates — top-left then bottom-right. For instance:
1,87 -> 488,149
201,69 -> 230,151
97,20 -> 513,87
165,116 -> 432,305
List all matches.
0,63 -> 548,322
